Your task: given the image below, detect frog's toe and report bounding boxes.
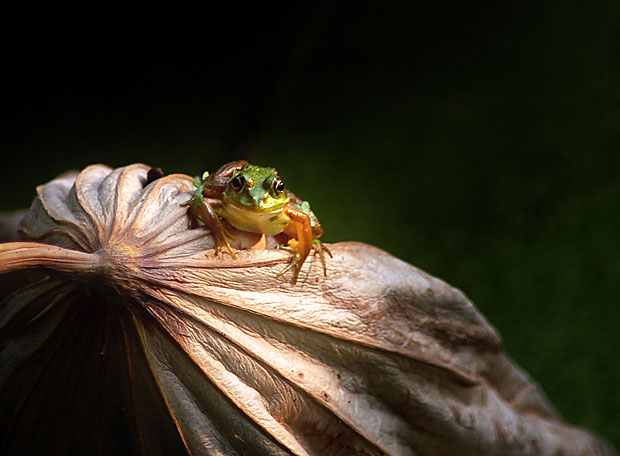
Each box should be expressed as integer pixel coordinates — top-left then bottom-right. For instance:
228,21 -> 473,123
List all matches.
277,253 -> 302,284
222,224 -> 237,241
212,231 -> 237,259
215,243 -> 237,259
312,241 -> 331,276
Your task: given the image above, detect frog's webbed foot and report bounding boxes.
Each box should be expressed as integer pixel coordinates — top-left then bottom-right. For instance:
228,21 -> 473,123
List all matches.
276,251 -> 301,284
278,239 -> 331,283
276,239 -> 302,283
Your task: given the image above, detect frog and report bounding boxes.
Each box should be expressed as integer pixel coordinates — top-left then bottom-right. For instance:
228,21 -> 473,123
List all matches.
187,160 -> 330,284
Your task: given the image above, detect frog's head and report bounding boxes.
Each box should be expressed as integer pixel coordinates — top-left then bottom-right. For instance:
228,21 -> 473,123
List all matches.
222,164 -> 290,212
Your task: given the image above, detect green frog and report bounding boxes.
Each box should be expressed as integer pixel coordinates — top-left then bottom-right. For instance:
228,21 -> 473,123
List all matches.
188,160 -> 329,283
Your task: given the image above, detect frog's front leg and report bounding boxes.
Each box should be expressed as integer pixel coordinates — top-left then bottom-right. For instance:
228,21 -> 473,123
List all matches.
188,197 -> 237,259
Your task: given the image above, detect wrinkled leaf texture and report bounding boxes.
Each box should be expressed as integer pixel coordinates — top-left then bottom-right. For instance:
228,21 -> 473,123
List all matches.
0,164 -> 615,455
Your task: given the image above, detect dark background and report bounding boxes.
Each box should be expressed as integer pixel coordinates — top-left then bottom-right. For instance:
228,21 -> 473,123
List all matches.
2,1 -> 619,448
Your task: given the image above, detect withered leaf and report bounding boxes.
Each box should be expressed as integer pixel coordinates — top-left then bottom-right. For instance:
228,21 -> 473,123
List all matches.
0,164 -> 615,455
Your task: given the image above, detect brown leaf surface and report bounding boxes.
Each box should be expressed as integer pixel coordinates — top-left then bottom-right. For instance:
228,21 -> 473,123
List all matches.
0,164 -> 615,455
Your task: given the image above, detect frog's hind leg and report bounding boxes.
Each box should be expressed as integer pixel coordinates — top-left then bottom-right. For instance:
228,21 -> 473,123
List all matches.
278,208 -> 314,284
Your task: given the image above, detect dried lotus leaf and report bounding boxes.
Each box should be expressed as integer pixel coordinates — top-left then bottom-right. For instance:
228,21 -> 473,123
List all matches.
0,164 -> 615,455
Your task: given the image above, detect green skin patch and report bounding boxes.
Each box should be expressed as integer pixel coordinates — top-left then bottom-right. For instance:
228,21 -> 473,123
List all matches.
223,165 -> 290,213
294,201 -> 317,228
191,180 -> 205,208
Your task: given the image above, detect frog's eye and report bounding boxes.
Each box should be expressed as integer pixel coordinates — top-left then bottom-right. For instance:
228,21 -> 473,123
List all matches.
272,178 -> 285,195
230,175 -> 245,193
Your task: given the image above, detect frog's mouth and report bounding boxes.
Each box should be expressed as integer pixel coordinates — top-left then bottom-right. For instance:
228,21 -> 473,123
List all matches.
220,201 -> 290,236
225,196 -> 288,213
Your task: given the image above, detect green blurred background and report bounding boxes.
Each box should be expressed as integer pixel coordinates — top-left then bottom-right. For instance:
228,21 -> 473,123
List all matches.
3,1 -> 619,448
